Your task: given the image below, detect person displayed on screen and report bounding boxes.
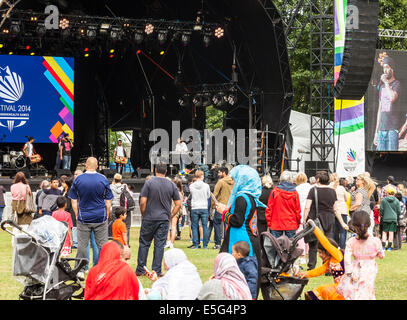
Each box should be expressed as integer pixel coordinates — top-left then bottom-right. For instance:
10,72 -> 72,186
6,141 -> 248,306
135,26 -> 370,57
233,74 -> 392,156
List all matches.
373,56 -> 401,151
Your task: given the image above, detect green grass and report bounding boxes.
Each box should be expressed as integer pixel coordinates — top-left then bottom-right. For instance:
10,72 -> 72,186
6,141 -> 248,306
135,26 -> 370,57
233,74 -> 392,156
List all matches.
0,227 -> 406,300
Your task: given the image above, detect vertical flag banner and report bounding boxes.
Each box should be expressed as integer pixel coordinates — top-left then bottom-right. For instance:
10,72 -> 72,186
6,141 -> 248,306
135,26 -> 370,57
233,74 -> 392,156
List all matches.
334,0 -> 365,177
0,55 -> 74,143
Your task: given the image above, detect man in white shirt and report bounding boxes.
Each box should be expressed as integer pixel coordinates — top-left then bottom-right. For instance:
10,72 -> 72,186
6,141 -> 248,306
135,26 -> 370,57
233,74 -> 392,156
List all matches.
113,139 -> 127,174
175,138 -> 188,171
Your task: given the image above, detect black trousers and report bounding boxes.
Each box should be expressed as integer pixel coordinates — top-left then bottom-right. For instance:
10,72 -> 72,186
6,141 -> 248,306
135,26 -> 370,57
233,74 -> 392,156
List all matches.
307,223 -> 334,270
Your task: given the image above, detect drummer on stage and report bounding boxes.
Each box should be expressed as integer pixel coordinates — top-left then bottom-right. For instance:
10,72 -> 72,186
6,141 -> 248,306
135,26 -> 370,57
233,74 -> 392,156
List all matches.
113,139 -> 127,174
22,136 -> 35,170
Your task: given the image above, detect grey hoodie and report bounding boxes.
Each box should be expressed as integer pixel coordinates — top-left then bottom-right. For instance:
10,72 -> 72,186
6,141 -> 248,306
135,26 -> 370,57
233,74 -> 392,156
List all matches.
189,180 -> 211,210
110,183 -> 127,208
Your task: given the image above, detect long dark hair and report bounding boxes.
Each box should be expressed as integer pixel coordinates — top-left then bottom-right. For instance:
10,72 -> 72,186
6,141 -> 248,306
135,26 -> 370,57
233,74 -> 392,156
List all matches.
349,210 -> 371,240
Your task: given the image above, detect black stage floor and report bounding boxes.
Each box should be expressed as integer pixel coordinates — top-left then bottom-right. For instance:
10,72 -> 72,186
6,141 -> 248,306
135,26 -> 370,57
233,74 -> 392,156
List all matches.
0,176 -> 148,192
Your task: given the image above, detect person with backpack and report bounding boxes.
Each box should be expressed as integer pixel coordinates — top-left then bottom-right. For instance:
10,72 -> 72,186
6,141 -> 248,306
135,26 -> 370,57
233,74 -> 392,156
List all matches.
110,173 -> 134,245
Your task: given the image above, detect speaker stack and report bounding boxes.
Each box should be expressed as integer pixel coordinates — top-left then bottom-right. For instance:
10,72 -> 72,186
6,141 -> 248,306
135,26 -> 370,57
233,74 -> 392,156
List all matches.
334,0 -> 379,100
304,161 -> 330,179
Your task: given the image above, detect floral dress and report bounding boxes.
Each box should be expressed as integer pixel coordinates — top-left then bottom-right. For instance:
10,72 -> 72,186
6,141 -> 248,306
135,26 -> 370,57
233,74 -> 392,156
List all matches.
338,236 -> 385,300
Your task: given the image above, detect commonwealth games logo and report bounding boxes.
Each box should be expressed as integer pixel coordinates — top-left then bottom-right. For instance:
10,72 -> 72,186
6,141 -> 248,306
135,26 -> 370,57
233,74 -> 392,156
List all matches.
344,148 -> 357,173
0,65 -> 28,132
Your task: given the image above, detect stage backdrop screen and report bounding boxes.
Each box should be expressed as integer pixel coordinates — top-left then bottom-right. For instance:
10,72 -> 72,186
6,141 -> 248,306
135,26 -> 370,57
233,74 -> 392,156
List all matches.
366,50 -> 407,151
0,54 -> 74,143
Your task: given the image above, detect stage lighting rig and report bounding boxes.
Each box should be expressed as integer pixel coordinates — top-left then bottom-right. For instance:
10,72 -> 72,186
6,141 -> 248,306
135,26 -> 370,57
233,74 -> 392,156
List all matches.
192,94 -> 203,107
214,27 -> 224,38
202,92 -> 212,107
145,23 -> 154,35
87,26 -> 97,39
181,31 -> 191,46
59,18 -> 69,30
157,29 -> 168,45
10,20 -> 20,34
178,94 -> 190,107
212,92 -> 227,108
135,29 -> 144,44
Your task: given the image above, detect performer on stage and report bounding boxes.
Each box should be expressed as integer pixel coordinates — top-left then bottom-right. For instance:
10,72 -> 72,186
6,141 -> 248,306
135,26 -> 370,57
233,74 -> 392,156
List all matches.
22,136 -> 35,170
373,56 -> 402,151
113,139 -> 127,174
55,135 -> 63,170
60,133 -> 73,170
175,137 -> 188,171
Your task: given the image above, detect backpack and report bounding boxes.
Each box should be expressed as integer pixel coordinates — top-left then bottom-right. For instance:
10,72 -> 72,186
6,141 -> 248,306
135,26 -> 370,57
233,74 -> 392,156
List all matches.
119,185 -> 135,210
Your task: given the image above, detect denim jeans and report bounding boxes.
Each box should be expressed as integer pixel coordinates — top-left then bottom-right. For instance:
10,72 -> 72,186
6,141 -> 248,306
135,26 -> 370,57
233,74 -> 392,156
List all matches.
0,207 -> 3,221
271,230 -> 297,239
72,226 -> 78,248
212,211 -> 222,246
86,231 -> 100,270
334,215 -> 347,250
136,219 -> 169,275
377,130 -> 398,151
191,209 -> 209,247
63,155 -> 71,170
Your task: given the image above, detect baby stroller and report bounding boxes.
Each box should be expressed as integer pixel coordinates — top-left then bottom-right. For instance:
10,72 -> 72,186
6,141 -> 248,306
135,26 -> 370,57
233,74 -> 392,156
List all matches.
260,220 -> 316,300
1,215 -> 88,300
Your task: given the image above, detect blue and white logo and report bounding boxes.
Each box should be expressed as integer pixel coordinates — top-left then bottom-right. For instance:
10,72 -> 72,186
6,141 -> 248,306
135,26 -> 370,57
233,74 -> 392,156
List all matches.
0,65 -> 28,132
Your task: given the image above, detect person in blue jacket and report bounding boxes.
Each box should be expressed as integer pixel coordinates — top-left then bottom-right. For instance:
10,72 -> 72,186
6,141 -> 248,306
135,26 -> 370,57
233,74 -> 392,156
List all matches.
232,241 -> 258,299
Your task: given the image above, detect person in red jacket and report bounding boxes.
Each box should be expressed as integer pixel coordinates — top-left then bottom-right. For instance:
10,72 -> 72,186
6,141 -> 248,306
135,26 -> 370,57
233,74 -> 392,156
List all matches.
265,170 -> 302,239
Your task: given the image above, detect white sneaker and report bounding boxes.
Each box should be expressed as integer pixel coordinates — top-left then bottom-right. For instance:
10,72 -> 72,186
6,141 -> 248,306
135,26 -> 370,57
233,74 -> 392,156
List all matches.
169,243 -> 174,249
77,271 -> 85,281
164,241 -> 171,249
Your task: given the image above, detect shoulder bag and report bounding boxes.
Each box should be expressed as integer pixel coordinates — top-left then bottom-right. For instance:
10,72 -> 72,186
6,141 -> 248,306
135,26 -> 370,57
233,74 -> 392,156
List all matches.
304,187 -> 323,243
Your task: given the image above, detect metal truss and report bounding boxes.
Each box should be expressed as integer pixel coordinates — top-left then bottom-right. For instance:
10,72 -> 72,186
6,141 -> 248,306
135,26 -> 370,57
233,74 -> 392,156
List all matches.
377,28 -> 407,50
309,0 -> 335,172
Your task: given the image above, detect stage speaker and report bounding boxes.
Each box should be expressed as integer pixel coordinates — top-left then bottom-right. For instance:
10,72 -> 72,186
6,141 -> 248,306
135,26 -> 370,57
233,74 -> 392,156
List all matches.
136,168 -> 152,179
304,161 -> 330,179
100,169 -> 116,178
55,169 -> 72,178
334,0 -> 379,100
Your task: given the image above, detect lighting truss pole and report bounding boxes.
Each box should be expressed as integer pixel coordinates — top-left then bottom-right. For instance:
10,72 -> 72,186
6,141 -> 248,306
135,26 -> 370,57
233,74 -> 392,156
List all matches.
309,0 -> 335,172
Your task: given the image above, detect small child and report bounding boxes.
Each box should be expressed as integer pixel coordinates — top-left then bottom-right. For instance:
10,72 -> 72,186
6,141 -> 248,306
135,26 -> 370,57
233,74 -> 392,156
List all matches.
52,196 -> 73,257
338,210 -> 384,300
232,241 -> 258,299
112,207 -> 128,246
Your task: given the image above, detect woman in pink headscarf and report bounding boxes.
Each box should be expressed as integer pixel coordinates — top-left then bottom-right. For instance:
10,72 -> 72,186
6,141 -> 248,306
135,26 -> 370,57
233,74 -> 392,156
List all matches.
197,252 -> 252,300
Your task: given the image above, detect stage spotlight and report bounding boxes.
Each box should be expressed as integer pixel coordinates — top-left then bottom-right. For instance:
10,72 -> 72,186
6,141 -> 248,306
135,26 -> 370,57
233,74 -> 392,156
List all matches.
192,94 -> 203,107
178,95 -> 190,107
135,29 -> 144,44
181,32 -> 191,46
87,26 -> 97,39
110,49 -> 115,54
110,27 -> 121,40
214,27 -> 224,38
202,92 -> 213,107
84,53 -> 89,58
30,16 -> 38,22
203,33 -> 211,47
10,21 -> 21,34
160,50 -> 165,55
2,29 -> 9,34
212,92 -> 227,107
37,23 -> 46,36
30,52 -> 35,56
8,51 -> 13,55
59,18 -> 70,30
109,54 -> 114,58
227,92 -> 237,105
145,23 -> 154,35
25,45 -> 30,50
157,30 -> 168,45
0,44 -> 3,48
100,23 -> 110,34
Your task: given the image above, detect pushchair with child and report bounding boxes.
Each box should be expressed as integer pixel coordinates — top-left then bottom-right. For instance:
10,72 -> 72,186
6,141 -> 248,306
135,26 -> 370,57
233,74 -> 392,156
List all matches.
1,215 -> 88,300
259,220 -> 316,300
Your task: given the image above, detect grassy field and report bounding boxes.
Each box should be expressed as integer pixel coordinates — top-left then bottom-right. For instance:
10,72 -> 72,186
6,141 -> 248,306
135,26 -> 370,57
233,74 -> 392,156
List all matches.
0,226 -> 406,300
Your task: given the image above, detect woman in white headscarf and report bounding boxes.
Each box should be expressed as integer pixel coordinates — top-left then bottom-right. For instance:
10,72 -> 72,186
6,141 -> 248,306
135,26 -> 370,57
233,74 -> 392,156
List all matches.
146,248 -> 202,300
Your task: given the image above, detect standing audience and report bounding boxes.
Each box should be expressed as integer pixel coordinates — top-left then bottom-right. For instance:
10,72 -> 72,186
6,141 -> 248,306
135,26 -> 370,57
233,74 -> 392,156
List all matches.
10,171 -> 33,226
136,163 -> 181,276
257,175 -> 273,237
189,170 -> 211,249
379,187 -> 400,251
68,157 -> 114,279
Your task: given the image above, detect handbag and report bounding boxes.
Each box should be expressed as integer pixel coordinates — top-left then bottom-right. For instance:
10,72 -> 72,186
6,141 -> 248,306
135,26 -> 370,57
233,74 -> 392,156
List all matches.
304,187 -> 323,243
24,188 -> 36,214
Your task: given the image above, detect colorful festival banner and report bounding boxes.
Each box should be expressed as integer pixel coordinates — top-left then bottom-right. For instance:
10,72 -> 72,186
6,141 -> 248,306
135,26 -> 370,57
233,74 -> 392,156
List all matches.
0,55 -> 74,143
334,0 -> 365,177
